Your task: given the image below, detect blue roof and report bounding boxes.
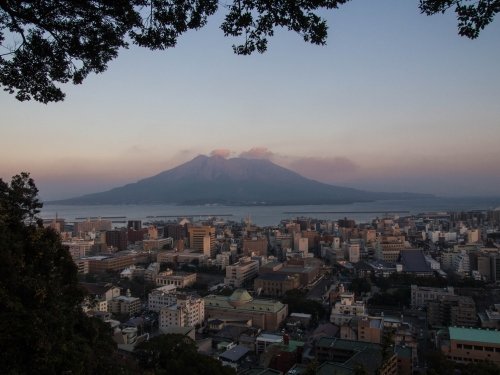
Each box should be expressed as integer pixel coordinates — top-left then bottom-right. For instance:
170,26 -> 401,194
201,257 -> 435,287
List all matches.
401,249 -> 432,273
449,327 -> 500,345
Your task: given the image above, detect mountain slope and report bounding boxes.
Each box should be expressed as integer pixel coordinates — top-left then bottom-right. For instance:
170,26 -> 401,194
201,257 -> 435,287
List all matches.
53,155 -> 432,205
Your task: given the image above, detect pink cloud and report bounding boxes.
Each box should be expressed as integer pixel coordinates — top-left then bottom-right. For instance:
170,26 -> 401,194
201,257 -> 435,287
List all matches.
239,147 -> 274,159
210,149 -> 232,158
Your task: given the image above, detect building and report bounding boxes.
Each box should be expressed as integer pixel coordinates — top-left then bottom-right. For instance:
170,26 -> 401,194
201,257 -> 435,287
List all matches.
144,262 -> 160,284
400,249 -> 433,277
166,223 -> 186,241
105,229 -> 128,251
189,225 -> 216,257
204,289 -> 288,331
143,238 -> 172,251
263,335 -> 304,374
148,284 -> 178,312
479,304 -> 500,329
343,240 -> 361,263
127,220 -> 142,231
73,219 -> 112,235
85,253 -> 138,273
339,316 -> 384,344
315,337 -> 398,375
159,294 -> 205,330
442,327 -> 500,367
330,290 -> 367,325
410,285 -> 455,308
375,235 -> 406,263
243,236 -> 268,256
259,259 -> 320,287
224,258 -> 259,288
156,269 -> 197,288
109,292 -> 141,316
79,282 -> 121,313
62,239 -> 94,259
254,273 -> 300,297
427,295 -> 477,327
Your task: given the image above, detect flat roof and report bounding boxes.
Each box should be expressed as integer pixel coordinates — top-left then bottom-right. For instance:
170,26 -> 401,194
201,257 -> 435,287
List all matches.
401,249 -> 432,273
256,273 -> 292,281
219,345 -> 249,362
449,327 -> 500,345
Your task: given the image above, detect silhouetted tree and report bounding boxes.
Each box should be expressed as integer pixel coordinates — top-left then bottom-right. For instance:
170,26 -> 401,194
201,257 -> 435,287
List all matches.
135,334 -> 235,374
1,1 -> 497,103
0,173 -> 123,374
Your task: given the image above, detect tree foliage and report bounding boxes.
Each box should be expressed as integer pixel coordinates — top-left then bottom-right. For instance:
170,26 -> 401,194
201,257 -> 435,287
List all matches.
135,334 -> 236,375
282,289 -> 326,326
1,1 -> 498,103
0,173 -> 121,374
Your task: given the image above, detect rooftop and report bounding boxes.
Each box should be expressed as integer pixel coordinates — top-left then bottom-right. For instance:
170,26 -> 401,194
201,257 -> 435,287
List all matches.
449,327 -> 500,345
256,273 -> 296,281
204,294 -> 286,313
400,249 -> 433,273
219,345 -> 249,362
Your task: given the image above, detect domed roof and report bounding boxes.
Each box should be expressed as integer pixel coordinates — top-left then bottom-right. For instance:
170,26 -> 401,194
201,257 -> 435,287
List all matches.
228,289 -> 253,308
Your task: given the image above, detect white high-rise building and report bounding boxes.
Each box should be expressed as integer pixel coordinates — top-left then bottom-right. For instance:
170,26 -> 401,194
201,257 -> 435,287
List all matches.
148,284 -> 177,312
159,294 -> 205,330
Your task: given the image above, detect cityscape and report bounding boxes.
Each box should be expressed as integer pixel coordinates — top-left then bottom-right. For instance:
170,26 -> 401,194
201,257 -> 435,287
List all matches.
38,206 -> 500,374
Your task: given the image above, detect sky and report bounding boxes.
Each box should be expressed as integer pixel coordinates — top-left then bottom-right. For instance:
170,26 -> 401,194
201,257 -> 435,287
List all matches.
1,1 -> 500,201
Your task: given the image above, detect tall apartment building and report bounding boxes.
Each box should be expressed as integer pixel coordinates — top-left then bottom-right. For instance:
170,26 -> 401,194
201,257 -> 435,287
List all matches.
427,295 -> 477,327
224,258 -> 259,288
159,294 -> 205,330
343,240 -> 361,263
106,229 -> 128,251
166,224 -> 186,241
127,220 -> 142,231
62,239 -> 94,259
148,285 -> 178,312
301,230 -> 318,251
375,235 -> 406,263
188,225 -> 216,257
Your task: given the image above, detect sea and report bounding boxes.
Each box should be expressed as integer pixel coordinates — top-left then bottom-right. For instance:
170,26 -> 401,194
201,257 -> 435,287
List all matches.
41,196 -> 500,227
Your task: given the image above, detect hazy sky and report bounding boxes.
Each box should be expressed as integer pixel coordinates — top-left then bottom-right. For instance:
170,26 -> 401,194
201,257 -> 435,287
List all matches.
2,1 -> 500,200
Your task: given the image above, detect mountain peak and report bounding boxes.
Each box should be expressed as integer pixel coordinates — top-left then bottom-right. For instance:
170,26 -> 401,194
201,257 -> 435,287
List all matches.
53,155 -> 431,205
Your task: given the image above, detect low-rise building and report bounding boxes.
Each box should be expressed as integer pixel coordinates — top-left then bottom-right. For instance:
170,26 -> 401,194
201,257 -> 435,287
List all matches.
109,292 -> 141,316
315,337 -> 397,375
156,269 -> 197,288
79,282 -> 120,313
204,289 -> 288,331
254,273 -> 300,297
410,285 -> 455,308
330,291 -> 367,325
479,304 -> 500,329
442,327 -> 500,366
